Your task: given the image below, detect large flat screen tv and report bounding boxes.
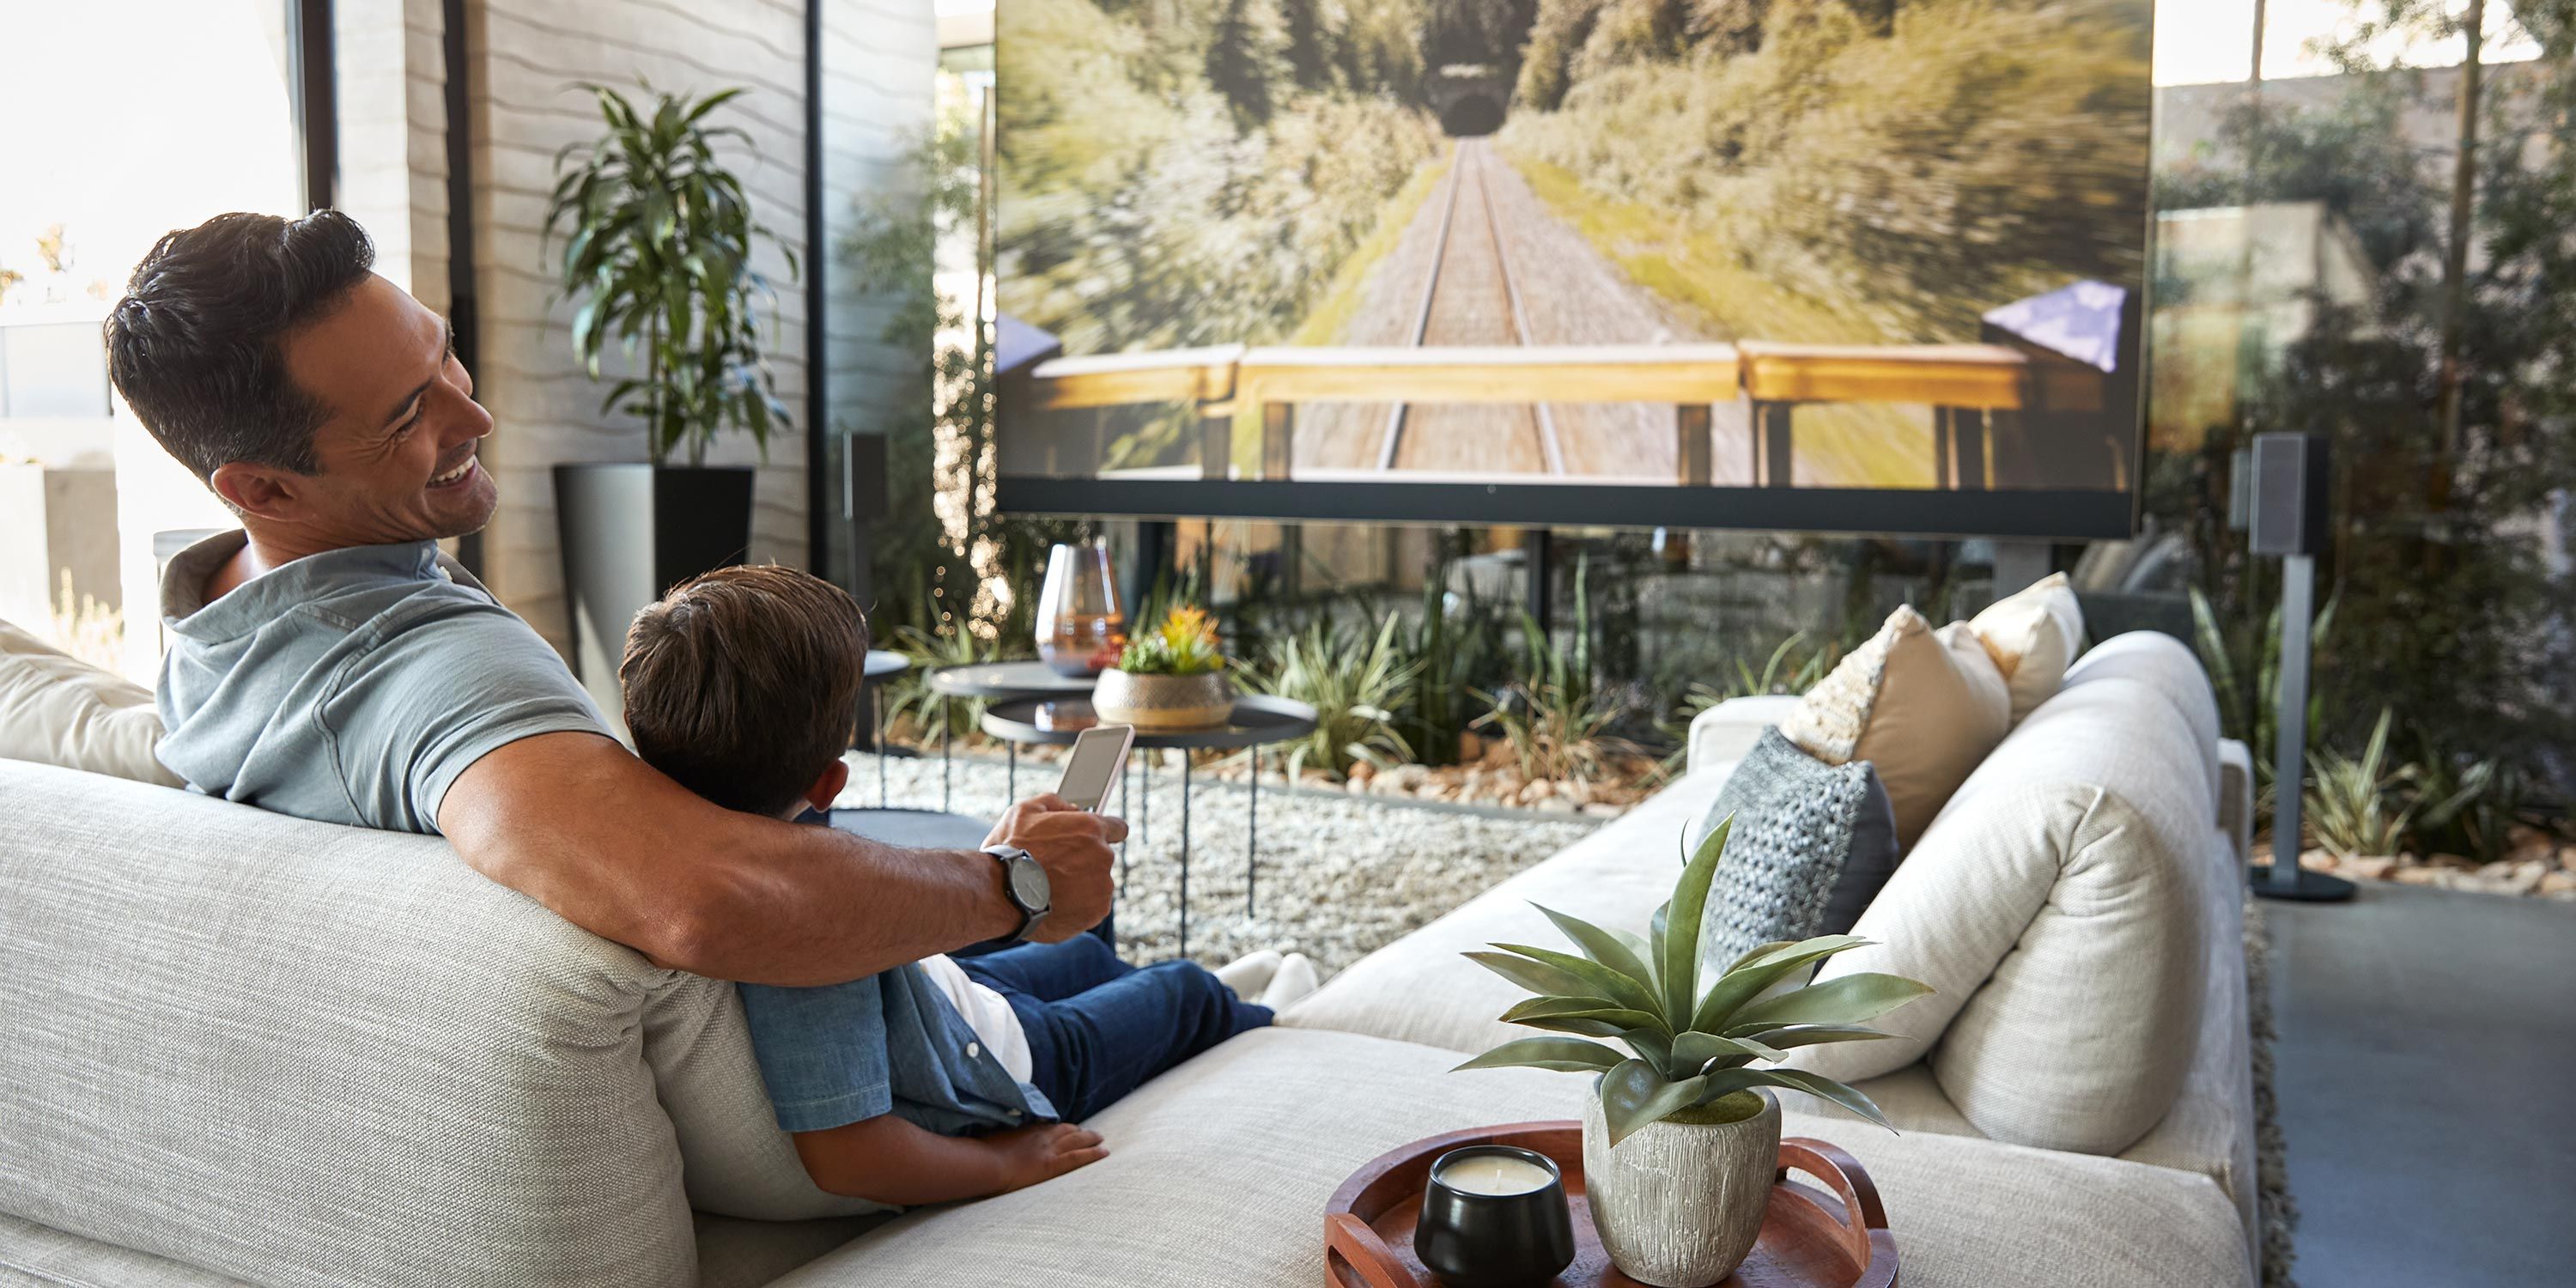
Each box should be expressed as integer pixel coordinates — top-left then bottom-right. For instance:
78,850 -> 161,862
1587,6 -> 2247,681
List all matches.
994,0 -> 2153,538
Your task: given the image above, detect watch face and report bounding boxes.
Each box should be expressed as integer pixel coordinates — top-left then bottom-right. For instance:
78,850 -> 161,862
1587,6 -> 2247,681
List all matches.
1008,855 -> 1050,910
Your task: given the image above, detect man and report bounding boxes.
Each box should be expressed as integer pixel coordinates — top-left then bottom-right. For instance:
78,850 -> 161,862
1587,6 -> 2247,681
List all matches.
106,209 -> 1121,986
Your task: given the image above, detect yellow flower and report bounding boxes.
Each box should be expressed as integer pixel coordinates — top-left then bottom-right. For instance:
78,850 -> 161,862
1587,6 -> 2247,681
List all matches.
1161,605 -> 1217,650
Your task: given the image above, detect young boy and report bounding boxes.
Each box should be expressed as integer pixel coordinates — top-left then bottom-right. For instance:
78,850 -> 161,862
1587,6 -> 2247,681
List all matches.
619,565 -> 1310,1206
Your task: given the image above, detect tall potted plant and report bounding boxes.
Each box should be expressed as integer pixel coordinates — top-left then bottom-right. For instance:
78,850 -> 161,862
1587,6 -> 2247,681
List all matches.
542,82 -> 796,700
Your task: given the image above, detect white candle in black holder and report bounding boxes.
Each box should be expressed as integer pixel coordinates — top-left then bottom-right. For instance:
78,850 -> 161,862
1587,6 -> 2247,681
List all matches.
1413,1145 -> 1577,1287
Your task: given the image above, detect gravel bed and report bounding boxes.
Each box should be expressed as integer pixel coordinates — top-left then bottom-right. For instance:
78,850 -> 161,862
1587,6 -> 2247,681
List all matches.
835,750 -> 1603,977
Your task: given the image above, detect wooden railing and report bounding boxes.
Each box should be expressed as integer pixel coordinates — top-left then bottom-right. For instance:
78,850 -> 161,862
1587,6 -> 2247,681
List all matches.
1012,341 -> 2107,489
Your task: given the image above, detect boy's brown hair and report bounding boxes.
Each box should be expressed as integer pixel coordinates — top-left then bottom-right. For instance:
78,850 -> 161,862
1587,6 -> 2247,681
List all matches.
621,564 -> 869,817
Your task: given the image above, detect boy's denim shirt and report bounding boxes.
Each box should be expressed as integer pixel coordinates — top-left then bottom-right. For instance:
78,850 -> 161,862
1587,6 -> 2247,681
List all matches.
733,817 -> 1054,1136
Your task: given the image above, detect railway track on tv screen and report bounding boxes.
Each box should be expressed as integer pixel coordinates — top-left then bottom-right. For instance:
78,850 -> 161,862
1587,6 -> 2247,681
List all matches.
1380,137 -> 1565,477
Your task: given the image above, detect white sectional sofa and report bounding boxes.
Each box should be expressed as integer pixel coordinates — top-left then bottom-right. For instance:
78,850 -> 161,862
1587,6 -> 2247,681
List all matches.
0,631 -> 2257,1287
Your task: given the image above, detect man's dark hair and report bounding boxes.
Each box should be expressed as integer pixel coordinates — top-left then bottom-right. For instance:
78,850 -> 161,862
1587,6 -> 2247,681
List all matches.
621,565 -> 871,817
103,210 -> 376,483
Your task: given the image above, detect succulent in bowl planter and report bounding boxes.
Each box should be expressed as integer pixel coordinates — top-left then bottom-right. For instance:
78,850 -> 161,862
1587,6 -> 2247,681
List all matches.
1094,606 -> 1232,731
1454,815 -> 1931,1288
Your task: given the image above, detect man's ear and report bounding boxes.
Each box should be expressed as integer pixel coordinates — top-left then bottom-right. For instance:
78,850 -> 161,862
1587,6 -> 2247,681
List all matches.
209,461 -> 309,522
802,759 -> 851,814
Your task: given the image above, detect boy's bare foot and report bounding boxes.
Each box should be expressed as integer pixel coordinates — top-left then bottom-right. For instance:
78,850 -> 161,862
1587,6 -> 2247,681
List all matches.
1258,952 -> 1320,1011
992,1122 -> 1108,1193
1216,948 -> 1284,997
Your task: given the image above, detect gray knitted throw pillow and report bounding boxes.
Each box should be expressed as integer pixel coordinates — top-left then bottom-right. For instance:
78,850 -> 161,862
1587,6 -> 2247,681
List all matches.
1685,726 -> 1894,969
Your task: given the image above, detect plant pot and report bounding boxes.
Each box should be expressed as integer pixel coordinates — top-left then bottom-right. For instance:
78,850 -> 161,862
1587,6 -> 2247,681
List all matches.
1580,1088 -> 1781,1288
1091,669 -> 1230,731
553,463 -> 756,717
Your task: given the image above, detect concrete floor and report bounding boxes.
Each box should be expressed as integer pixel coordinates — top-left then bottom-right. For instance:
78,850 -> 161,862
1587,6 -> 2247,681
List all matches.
2268,882 -> 2576,1285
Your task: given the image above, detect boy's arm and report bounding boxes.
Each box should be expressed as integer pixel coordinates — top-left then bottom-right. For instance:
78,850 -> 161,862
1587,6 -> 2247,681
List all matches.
792,1116 -> 1108,1206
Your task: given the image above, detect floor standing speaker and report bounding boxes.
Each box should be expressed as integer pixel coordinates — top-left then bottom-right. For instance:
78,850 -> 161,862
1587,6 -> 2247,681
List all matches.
2247,433 -> 2354,902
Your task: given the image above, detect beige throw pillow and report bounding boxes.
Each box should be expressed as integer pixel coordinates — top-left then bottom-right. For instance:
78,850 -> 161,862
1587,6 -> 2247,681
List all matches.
1970,571 -> 2086,724
1783,606 -> 2008,851
0,618 -> 185,787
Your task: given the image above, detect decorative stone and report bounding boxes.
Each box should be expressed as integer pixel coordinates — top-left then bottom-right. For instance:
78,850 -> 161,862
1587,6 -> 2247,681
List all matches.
2344,856 -> 2396,881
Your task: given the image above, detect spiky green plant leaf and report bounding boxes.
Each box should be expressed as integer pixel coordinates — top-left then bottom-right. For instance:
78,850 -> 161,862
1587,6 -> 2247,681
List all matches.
1726,973 -> 1935,1034
1454,1037 -> 1626,1074
1465,951 -> 1594,999
1671,1030 -> 1788,1074
1601,1058 -> 1709,1147
1492,942 -> 1662,1015
1532,903 -> 1657,992
1660,814 -> 1732,1020
1732,1024 -> 1893,1050
1500,997 -> 1669,1036
1695,1067 -> 1896,1130
1689,935 -> 1874,1035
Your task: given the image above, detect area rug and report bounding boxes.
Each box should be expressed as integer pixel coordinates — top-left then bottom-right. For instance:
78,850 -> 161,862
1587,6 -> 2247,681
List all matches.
836,750 -> 1602,972
2244,899 -> 2300,1288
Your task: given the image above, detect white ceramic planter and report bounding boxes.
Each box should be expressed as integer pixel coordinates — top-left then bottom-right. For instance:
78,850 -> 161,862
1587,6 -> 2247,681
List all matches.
1092,669 -> 1231,731
1580,1089 -> 1781,1288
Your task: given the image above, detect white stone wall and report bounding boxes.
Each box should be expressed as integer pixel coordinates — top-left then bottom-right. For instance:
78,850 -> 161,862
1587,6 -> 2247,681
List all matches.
461,0 -> 811,653
335,0 -> 453,310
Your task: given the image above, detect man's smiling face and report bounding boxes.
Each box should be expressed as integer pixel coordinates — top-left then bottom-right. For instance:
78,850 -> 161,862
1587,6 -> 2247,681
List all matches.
222,273 -> 497,547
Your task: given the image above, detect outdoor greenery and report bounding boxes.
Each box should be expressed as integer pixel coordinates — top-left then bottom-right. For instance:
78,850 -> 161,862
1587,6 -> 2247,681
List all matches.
2154,0 -> 2575,844
1455,814 -> 1931,1144
1234,617 -> 1420,781
543,83 -> 794,466
845,113 -> 1084,645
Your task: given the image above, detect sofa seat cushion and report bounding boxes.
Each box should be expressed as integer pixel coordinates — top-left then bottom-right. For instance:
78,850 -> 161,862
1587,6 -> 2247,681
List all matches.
1280,765 -> 1731,1057
765,1028 -> 2249,1288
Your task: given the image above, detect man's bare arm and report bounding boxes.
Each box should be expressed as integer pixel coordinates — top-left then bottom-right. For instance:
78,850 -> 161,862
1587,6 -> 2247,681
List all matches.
435,732 -> 1124,986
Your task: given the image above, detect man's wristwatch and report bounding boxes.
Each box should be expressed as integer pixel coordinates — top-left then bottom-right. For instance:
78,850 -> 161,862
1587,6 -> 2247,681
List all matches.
984,844 -> 1050,942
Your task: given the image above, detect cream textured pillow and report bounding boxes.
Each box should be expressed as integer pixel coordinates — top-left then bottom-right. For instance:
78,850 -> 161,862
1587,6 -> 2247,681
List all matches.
1970,571 -> 2086,724
0,619 -> 184,787
1783,606 -> 2009,851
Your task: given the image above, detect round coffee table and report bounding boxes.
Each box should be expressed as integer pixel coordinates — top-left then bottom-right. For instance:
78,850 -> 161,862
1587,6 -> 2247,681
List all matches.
923,661 -> 1097,811
981,695 -> 1318,957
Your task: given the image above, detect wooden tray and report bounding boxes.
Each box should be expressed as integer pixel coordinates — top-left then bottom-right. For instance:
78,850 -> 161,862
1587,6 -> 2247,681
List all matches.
1326,1122 -> 1897,1288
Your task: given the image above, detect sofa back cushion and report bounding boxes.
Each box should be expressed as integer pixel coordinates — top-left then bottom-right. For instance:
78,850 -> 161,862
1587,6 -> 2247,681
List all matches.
0,760 -> 700,1287
0,618 -> 183,788
1789,631 -> 2218,1156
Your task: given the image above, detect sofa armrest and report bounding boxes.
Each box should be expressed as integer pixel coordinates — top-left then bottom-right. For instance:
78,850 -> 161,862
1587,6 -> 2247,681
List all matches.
2216,738 -> 2254,872
1686,694 -> 1802,775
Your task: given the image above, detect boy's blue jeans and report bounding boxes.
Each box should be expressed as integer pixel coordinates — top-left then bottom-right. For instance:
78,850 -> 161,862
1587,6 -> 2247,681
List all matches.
954,935 -> 1271,1121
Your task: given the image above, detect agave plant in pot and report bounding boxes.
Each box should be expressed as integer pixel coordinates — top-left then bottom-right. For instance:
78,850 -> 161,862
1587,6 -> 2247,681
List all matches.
1455,816 -> 1931,1288
1094,606 -> 1231,731
541,81 -> 795,710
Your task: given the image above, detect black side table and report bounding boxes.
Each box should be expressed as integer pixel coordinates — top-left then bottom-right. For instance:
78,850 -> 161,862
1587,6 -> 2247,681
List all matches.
979,695 -> 1318,957
924,662 -> 1097,811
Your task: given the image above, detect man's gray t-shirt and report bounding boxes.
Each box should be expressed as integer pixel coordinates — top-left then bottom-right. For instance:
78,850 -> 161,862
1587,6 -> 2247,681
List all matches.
157,530 -> 608,834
